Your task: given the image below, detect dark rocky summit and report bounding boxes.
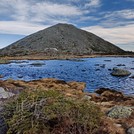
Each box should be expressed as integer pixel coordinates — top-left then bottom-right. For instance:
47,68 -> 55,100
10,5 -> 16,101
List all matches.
0,23 -> 125,57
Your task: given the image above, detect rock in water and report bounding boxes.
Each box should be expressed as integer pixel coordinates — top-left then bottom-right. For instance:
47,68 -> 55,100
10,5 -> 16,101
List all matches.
0,23 -> 125,57
111,68 -> 131,76
107,106 -> 133,119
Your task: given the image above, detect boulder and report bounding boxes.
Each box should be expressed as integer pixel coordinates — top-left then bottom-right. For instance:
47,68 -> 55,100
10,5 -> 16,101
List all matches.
127,127 -> 134,134
107,106 -> 133,119
111,68 -> 131,76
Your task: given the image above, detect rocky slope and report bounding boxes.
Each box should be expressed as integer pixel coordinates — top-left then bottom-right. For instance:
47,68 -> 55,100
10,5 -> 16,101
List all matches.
0,23 -> 125,57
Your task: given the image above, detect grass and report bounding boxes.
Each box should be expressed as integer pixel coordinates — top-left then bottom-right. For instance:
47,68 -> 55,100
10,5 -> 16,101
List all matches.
3,89 -> 103,134
0,59 -> 10,64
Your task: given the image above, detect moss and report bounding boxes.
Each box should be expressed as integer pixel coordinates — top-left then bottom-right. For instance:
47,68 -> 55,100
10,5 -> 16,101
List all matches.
3,89 -> 103,134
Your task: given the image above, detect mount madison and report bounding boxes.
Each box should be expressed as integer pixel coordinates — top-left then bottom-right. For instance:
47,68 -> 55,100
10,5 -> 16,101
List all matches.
0,23 -> 125,56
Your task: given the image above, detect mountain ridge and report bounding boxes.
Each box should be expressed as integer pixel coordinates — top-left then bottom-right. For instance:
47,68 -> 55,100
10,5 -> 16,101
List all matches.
0,23 -> 125,57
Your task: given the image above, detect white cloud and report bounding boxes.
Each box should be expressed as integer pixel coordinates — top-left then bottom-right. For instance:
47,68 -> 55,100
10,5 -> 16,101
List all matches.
85,0 -> 101,7
32,2 -> 82,16
29,2 -> 82,23
82,24 -> 134,45
104,9 -> 134,20
0,0 -> 83,23
0,21 -> 49,35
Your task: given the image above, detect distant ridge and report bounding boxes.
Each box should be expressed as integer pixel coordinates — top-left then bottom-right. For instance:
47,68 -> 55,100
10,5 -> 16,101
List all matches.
0,23 -> 125,57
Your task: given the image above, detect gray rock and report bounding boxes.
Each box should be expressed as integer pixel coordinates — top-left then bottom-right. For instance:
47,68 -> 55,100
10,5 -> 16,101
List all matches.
130,75 -> 134,79
0,87 -> 14,99
111,68 -> 131,76
83,95 -> 92,100
116,64 -> 125,66
30,62 -> 45,67
107,106 -> 133,119
127,128 -> 134,134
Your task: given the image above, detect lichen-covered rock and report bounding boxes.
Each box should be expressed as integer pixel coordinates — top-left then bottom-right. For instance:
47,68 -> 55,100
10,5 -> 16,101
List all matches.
111,68 -> 131,76
107,106 -> 133,118
127,127 -> 134,134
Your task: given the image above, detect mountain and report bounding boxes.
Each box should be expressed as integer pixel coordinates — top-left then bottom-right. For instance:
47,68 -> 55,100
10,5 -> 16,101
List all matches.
0,23 -> 125,57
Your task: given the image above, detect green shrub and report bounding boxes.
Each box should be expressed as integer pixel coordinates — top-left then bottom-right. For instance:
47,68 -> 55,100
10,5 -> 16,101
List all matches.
3,89 -> 103,134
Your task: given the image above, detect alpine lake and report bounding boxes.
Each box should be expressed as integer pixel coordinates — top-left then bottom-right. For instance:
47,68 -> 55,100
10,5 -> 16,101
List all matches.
0,57 -> 134,95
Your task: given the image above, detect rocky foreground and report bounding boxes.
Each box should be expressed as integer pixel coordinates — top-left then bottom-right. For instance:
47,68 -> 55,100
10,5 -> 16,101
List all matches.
0,78 -> 134,134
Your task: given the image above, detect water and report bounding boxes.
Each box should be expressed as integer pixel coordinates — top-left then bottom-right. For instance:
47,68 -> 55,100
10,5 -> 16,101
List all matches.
0,57 -> 134,95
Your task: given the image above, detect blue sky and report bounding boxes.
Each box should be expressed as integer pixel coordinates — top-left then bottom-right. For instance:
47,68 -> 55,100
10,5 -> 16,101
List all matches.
0,0 -> 134,51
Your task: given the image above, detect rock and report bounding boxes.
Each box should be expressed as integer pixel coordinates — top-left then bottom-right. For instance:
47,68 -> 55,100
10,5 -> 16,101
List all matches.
104,60 -> 111,62
0,87 -> 15,99
83,95 -> 92,100
111,68 -> 131,76
30,62 -> 45,67
67,59 -> 85,62
81,69 -> 86,72
130,75 -> 134,79
107,106 -> 133,119
100,64 -> 105,68
95,64 -> 100,66
114,123 -> 122,128
18,74 -> 23,78
127,127 -> 134,134
95,69 -> 100,71
117,64 -> 125,66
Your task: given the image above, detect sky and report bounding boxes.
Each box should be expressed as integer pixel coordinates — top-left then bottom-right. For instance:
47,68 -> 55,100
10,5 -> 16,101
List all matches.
0,0 -> 134,51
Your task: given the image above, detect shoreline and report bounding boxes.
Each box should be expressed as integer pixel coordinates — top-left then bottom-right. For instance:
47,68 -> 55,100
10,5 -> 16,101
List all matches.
0,54 -> 134,60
